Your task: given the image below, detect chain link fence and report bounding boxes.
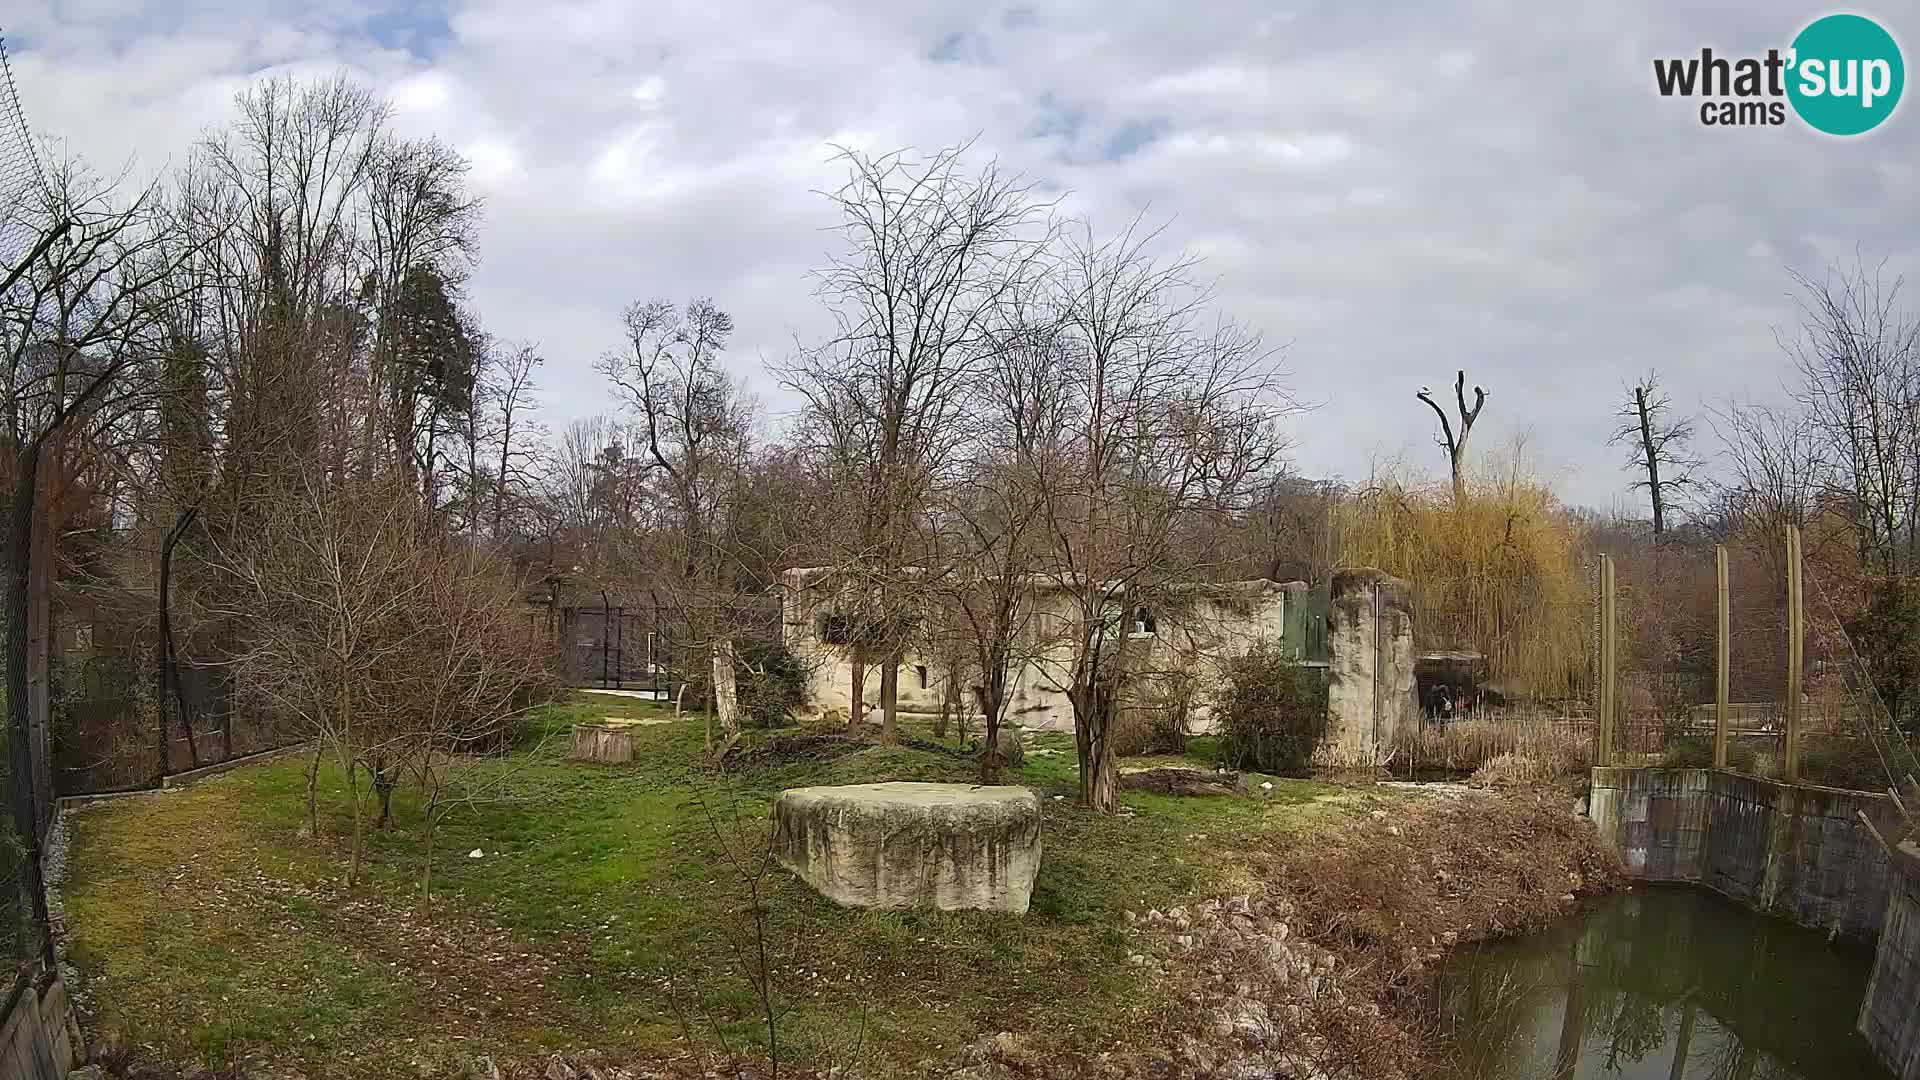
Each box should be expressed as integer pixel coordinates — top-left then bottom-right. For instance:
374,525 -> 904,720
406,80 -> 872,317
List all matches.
1597,531 -> 1920,793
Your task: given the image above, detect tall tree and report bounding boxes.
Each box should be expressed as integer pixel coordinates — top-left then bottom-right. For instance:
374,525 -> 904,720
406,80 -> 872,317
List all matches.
597,298 -> 753,744
1032,222 -> 1290,811
1417,369 -> 1487,507
786,144 -> 1052,742
1610,371 -> 1699,536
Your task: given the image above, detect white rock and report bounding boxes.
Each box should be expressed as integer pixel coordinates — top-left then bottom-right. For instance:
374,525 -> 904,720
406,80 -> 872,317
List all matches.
468,848 -> 485,859
772,782 -> 1042,913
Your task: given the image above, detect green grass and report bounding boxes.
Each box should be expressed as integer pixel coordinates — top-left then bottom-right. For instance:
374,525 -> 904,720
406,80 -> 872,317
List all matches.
63,694 -> 1347,1078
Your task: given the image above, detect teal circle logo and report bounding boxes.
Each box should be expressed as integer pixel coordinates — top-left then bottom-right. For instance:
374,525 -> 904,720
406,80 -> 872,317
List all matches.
1787,14 -> 1904,135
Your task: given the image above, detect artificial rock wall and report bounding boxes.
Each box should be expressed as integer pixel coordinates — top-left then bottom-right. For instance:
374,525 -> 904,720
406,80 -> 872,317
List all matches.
1588,766 -> 1896,940
1324,568 -> 1415,762
1859,843 -> 1920,1080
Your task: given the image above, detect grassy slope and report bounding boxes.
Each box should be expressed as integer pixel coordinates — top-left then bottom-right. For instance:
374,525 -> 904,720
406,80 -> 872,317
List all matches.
63,695 -> 1355,1078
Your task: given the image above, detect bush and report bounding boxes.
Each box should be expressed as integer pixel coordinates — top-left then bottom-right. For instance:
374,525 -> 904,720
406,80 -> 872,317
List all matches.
1801,736 -> 1899,792
1112,668 -> 1199,758
1215,643 -> 1326,776
680,638 -> 812,729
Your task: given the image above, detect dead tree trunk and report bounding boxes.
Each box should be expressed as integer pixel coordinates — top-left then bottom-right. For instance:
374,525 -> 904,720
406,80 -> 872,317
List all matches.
1417,370 -> 1488,507
1635,385 -> 1666,535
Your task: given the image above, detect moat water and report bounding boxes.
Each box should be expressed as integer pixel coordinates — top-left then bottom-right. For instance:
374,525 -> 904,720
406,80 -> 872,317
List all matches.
1433,886 -> 1892,1079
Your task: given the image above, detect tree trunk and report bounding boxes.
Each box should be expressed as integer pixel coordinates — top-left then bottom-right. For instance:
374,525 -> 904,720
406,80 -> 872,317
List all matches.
880,660 -> 899,744
374,756 -> 396,830
712,637 -> 740,740
5,441 -> 58,973
980,683 -> 1004,783
934,677 -> 956,740
849,652 -> 866,728
26,448 -> 55,820
1636,386 -> 1666,535
1073,683 -> 1118,812
305,747 -> 322,837
157,503 -> 202,777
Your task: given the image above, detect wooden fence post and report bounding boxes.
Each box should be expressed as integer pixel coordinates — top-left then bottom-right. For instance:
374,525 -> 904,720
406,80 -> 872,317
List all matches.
1715,544 -> 1730,770
1598,554 -> 1616,767
1785,524 -> 1803,783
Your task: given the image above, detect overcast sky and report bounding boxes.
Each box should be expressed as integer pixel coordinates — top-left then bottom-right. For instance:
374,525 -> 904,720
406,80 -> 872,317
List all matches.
5,0 -> 1916,512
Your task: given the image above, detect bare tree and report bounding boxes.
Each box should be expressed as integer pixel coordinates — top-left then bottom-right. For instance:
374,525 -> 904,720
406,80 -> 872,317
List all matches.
1417,370 -> 1487,506
1031,221 -> 1291,811
785,143 -> 1053,742
597,298 -> 754,744
1784,258 -> 1920,578
1609,371 -> 1699,536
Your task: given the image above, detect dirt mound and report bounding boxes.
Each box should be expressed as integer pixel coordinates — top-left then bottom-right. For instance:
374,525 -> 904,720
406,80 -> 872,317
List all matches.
1118,767 -> 1238,796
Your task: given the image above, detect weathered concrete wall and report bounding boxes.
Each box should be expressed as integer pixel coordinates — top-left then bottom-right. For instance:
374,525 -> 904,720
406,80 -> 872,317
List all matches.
1590,766 -> 1895,939
1323,568 -> 1415,761
1860,843 -> 1920,1080
1586,766 -> 1711,881
778,568 -> 1298,733
0,970 -> 77,1079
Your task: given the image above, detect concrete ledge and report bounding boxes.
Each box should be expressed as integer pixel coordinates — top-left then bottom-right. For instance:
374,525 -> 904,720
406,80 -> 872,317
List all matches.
160,743 -> 311,789
1590,766 -> 1896,940
1860,843 -> 1920,1080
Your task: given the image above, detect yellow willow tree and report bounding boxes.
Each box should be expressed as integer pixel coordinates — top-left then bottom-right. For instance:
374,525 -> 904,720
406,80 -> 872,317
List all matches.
1332,450 -> 1588,701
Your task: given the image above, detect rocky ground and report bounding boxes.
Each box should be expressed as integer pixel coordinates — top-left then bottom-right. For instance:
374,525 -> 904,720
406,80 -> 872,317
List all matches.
949,786 -> 1620,1080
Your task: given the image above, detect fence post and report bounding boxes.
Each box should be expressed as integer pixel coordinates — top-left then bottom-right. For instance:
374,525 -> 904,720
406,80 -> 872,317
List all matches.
1785,524 -> 1804,783
1598,554 -> 1616,767
1715,544 -> 1730,770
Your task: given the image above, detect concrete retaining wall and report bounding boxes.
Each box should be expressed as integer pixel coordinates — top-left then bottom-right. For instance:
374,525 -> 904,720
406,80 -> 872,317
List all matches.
1589,767 -> 1895,940
1860,844 -> 1920,1080
0,970 -> 77,1079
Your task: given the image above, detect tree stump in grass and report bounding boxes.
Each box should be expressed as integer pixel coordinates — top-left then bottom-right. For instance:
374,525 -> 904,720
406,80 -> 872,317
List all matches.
570,721 -> 634,763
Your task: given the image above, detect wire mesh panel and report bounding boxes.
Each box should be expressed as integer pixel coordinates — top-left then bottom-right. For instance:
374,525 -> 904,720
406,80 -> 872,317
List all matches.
0,35 -> 46,280
0,30 -> 48,988
1804,565 -> 1920,793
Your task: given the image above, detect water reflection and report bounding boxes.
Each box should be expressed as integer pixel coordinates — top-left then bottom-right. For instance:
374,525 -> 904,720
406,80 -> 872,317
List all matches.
1433,887 -> 1890,1079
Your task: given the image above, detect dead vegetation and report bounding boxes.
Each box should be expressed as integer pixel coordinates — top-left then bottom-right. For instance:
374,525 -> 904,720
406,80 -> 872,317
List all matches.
1116,767 -> 1237,797
941,788 -> 1622,1080
1389,717 -> 1590,779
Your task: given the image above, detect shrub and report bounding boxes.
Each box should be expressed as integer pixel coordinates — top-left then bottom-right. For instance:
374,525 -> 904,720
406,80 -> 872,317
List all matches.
680,638 -> 812,729
1215,642 -> 1326,776
1112,667 -> 1199,758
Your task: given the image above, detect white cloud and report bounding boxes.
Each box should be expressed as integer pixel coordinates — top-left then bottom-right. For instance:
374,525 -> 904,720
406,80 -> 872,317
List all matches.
7,0 -> 1918,511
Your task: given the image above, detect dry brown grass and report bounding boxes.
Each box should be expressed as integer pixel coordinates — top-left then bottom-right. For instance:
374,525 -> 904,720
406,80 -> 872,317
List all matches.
1390,716 -> 1590,778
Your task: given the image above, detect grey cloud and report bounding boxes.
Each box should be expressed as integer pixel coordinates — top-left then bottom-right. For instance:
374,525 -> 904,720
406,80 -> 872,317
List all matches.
9,0 -> 1918,510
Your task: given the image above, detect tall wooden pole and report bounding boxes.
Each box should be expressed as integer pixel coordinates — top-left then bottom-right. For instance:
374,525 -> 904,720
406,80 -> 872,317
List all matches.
1715,544 -> 1730,770
1784,525 -> 1804,782
1598,555 -> 1617,767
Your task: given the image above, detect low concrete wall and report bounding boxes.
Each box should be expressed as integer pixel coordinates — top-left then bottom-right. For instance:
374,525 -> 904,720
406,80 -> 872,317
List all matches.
1860,843 -> 1920,1079
0,969 -> 77,1079
1589,767 -> 1895,940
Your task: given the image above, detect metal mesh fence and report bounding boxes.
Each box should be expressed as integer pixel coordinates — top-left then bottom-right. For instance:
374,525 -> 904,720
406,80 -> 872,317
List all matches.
0,29 -> 44,989
0,34 -> 47,282
1607,541 -> 1792,770
1597,532 -> 1918,793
